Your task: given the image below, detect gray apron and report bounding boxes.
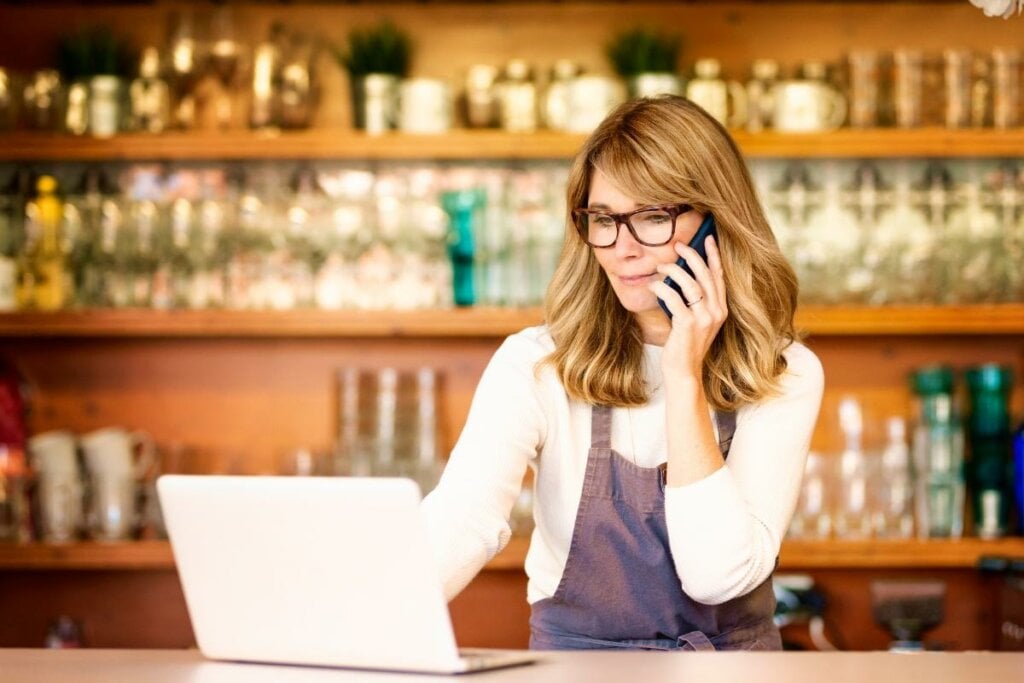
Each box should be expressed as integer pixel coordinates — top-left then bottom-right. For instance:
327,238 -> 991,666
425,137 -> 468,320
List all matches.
529,404 -> 782,651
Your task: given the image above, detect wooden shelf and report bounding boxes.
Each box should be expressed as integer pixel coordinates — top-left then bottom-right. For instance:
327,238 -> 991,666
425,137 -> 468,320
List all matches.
779,538 -> 1024,569
2,537 -> 1022,571
2,304 -> 1023,338
0,307 -> 544,338
3,128 -> 1024,162
796,303 -> 1024,336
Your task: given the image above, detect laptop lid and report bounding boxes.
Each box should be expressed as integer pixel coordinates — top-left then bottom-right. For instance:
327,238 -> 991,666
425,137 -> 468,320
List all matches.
157,475 -> 464,673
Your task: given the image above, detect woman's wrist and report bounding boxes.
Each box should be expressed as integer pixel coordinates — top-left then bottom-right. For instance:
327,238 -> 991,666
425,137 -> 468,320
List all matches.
663,369 -> 704,396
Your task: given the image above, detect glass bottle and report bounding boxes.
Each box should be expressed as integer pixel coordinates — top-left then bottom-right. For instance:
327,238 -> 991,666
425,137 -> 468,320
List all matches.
414,367 -> 440,492
282,168 -> 325,309
497,59 -> 538,133
0,172 -> 27,311
910,366 -> 965,539
834,397 -> 872,539
806,164 -> 862,304
166,196 -> 197,309
772,164 -> 823,304
874,417 -> 915,539
25,176 -> 70,311
846,50 -> 881,129
945,166 -> 1000,303
126,192 -> 161,308
129,47 -> 171,133
893,48 -> 924,128
992,48 -> 1021,130
942,48 -> 972,129
965,364 -> 1013,539
745,59 -> 779,134
908,163 -> 953,304
192,186 -> 229,309
990,163 -> 1021,302
847,162 -> 892,305
63,169 -> 111,308
441,187 -> 486,306
788,452 -> 832,540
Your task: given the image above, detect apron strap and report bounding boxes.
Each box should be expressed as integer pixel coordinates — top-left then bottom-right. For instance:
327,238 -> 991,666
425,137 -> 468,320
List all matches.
590,404 -> 612,449
713,410 -> 737,458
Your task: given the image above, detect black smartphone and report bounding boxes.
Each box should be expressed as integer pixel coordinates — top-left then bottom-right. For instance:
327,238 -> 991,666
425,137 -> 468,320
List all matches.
657,212 -> 717,319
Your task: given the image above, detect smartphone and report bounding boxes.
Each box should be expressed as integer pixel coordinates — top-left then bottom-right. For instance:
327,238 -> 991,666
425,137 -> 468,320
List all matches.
657,212 -> 717,319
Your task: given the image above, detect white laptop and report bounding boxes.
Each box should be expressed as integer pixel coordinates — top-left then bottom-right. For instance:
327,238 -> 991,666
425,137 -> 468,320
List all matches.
157,475 -> 535,675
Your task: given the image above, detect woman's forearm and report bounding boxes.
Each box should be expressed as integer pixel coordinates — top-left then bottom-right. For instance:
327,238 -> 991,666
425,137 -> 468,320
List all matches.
663,374 -> 724,488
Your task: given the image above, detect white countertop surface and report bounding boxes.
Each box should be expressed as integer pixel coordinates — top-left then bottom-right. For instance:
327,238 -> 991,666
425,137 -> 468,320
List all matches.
2,648 -> 1023,683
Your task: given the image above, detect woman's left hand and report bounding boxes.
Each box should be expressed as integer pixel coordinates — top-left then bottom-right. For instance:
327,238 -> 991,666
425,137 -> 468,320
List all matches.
648,234 -> 728,381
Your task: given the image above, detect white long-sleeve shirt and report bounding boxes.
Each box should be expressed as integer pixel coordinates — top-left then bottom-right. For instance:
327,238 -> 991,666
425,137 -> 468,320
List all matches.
421,325 -> 824,606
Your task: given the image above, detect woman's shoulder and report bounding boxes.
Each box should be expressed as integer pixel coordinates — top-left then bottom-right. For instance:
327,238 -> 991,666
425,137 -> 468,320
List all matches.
781,340 -> 823,376
497,324 -> 556,362
775,339 -> 825,397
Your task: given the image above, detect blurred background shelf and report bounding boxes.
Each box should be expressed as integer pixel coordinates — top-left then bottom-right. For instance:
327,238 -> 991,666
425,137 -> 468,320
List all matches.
3,537 -> 1023,571
4,129 -> 1024,161
3,304 -> 1023,338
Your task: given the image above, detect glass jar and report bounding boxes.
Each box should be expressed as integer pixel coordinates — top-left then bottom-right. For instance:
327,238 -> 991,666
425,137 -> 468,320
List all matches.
910,366 -> 965,539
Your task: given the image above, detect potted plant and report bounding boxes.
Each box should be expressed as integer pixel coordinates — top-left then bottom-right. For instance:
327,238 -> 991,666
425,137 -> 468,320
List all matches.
333,20 -> 412,133
606,27 -> 684,99
57,26 -> 134,137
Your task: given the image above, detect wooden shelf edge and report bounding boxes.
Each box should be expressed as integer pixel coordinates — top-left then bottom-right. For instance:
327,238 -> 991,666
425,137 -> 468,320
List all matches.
2,537 -> 1022,571
796,304 -> 1024,335
1,304 -> 1022,338
0,540 -> 174,570
4,128 -> 1024,161
778,538 -> 1024,569
0,308 -> 546,338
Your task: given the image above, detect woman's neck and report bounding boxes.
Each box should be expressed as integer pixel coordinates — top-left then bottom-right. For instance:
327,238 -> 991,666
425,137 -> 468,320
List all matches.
636,309 -> 671,346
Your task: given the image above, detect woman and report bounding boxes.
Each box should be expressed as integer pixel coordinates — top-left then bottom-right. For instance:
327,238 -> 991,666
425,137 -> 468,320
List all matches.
422,96 -> 824,651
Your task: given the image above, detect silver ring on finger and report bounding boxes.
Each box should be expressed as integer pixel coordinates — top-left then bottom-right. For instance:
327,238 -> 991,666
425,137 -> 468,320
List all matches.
685,296 -> 704,308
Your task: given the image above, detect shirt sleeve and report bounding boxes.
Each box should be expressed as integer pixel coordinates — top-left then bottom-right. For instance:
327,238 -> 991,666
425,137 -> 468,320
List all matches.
420,333 -> 547,601
663,343 -> 825,605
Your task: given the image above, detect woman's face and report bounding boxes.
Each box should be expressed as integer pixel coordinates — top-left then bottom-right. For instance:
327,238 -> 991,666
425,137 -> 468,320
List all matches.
586,170 -> 704,314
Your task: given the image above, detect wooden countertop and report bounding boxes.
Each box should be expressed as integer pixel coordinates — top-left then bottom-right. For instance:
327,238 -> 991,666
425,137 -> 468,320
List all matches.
2,537 -> 1023,571
1,648 -> 1022,682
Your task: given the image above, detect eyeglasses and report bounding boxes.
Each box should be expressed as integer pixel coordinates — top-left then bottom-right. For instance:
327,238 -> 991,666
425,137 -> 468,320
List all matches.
571,204 -> 693,248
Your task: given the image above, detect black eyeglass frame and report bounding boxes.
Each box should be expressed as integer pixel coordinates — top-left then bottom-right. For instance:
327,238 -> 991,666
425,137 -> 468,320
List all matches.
571,203 -> 694,248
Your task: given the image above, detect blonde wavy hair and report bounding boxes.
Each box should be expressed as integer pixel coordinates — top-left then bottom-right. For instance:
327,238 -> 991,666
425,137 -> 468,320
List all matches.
542,96 -> 800,411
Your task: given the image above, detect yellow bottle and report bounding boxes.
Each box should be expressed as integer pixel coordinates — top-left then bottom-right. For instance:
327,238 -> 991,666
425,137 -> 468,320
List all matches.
28,176 -> 68,311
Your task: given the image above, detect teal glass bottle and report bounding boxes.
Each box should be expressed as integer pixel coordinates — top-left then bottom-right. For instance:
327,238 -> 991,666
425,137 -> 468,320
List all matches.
965,364 -> 1014,539
441,188 -> 486,307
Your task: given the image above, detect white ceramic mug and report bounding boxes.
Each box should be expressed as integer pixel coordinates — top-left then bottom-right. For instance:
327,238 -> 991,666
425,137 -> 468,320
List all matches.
80,427 -> 155,479
398,78 -> 452,134
27,430 -> 78,475
771,80 -> 847,133
566,76 -> 625,134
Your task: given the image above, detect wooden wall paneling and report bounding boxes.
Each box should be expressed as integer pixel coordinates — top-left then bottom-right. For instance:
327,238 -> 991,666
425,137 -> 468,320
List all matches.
0,569 -> 532,650
449,570 -> 531,649
0,570 -> 194,649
